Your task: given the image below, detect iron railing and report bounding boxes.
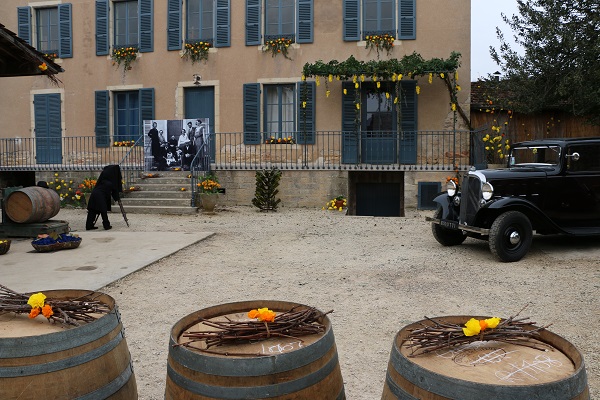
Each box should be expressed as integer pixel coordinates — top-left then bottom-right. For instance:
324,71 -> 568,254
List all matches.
0,130 -> 475,199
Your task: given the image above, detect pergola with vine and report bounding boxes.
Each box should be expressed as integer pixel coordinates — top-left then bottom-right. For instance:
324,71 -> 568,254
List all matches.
300,51 -> 470,132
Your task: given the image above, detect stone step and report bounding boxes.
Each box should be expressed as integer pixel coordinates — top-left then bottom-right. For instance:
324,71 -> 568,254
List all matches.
133,178 -> 192,186
124,190 -> 192,199
119,205 -> 197,215
129,183 -> 196,191
120,197 -> 192,207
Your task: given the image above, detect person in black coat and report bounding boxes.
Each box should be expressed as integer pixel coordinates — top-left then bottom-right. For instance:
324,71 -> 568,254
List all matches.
86,165 -> 123,230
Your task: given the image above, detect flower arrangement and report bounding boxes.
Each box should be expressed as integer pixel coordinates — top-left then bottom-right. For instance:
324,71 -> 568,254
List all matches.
404,307 -> 550,356
266,136 -> 295,144
47,172 -> 85,208
197,174 -> 221,193
483,133 -> 510,164
365,33 -> 395,56
111,45 -> 139,70
44,52 -> 58,61
182,40 -> 212,64
263,37 -> 293,59
0,284 -> 110,327
124,186 -> 141,193
179,306 -> 330,352
113,140 -> 136,147
446,176 -> 458,186
324,195 -> 346,211
79,177 -> 97,194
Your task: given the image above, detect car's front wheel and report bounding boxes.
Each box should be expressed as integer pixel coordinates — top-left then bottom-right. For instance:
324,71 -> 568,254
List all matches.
489,211 -> 533,262
431,208 -> 467,246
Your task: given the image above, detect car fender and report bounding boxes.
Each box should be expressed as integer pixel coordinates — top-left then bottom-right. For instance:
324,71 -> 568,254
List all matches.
482,197 -> 564,233
432,193 -> 460,221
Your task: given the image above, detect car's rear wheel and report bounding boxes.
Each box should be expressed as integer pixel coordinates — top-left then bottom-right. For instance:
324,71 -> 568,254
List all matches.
431,208 -> 466,246
489,211 -> 532,262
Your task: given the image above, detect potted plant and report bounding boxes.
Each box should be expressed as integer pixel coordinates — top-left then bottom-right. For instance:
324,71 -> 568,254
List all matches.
196,174 -> 221,213
78,177 -> 97,204
324,195 -> 346,211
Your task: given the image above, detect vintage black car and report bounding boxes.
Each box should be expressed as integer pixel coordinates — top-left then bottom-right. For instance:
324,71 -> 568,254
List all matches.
428,137 -> 600,262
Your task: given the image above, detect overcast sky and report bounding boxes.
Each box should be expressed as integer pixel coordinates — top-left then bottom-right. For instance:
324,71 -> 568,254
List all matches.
471,0 -> 522,81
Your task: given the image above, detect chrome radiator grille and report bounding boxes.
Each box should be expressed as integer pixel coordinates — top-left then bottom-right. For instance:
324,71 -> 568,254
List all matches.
459,174 -> 481,225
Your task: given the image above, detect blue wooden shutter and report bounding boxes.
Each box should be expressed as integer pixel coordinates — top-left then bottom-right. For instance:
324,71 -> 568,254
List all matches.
343,0 -> 359,41
17,7 -> 31,45
399,81 -> 417,163
167,0 -> 181,50
342,82 -> 359,163
243,83 -> 261,144
139,88 -> 155,137
296,0 -> 313,44
297,81 -> 315,144
139,0 -> 154,52
58,4 -> 73,58
95,91 -> 110,147
34,94 -> 63,164
95,0 -> 109,56
215,0 -> 231,47
398,0 -> 416,39
245,0 -> 261,46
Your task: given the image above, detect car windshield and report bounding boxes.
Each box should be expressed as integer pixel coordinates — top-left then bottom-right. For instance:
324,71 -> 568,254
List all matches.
508,145 -> 561,166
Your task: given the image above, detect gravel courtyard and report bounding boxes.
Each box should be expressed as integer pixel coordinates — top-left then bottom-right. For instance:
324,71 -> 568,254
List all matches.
60,206 -> 599,399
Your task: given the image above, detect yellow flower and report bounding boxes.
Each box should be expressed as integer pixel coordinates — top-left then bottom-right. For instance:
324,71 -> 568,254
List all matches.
326,90 -> 330,98
27,292 -> 46,309
385,92 -> 390,99
486,317 -> 501,328
328,74 -> 333,82
301,74 -> 306,81
391,73 -> 397,82
428,73 -> 433,84
39,63 -> 48,71
54,173 -> 59,177
462,318 -> 481,336
355,83 -> 359,89
302,101 -> 307,108
451,103 -> 456,111
415,86 -> 420,95
343,89 -> 347,95
376,82 -> 380,88
393,97 -> 398,104
398,74 -> 403,80
440,73 -> 445,79
355,103 -> 360,110
315,76 -> 320,86
352,75 -> 357,83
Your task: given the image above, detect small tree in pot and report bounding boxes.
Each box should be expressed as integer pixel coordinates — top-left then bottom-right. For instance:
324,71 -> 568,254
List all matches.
252,167 -> 282,212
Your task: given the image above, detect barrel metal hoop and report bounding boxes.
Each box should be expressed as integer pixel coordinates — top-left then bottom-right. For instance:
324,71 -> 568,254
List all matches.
0,330 -> 123,378
169,327 -> 335,376
0,309 -> 119,358
74,360 -> 134,400
384,370 -> 419,400
167,351 -> 339,399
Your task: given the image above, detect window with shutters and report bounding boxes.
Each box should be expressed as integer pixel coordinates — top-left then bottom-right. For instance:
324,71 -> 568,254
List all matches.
264,85 -> 295,138
187,0 -> 214,42
36,8 -> 59,55
245,0 -> 313,46
114,0 -> 139,47
18,3 -> 72,58
343,0 -> 415,41
114,91 -> 140,142
95,0 -> 153,55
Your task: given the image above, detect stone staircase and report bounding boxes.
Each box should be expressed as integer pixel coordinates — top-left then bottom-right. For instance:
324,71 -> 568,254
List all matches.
119,171 -> 197,215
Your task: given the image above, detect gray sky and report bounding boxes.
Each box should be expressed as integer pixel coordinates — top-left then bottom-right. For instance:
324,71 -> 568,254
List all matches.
471,0 -> 522,81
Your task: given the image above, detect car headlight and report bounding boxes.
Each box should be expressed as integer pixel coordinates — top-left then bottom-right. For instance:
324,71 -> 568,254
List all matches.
482,182 -> 494,201
447,180 -> 457,197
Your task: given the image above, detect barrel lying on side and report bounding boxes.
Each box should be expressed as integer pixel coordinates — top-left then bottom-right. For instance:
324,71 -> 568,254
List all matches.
5,186 -> 61,223
0,290 -> 137,400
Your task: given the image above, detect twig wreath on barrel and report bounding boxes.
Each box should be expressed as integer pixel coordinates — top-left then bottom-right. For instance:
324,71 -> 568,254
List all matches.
0,285 -> 110,327
404,305 -> 552,357
177,306 -> 331,356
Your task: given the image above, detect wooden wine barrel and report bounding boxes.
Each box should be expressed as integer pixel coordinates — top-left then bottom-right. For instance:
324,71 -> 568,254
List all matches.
0,290 -> 137,400
166,300 -> 345,399
5,187 -> 61,223
382,316 -> 589,400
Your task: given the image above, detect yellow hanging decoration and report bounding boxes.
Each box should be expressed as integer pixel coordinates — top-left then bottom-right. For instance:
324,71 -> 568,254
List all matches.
398,74 -> 403,80
343,88 -> 348,95
355,82 -> 359,89
385,92 -> 390,99
355,103 -> 360,110
301,74 -> 306,81
352,75 -> 357,83
451,103 -> 457,111
393,97 -> 398,104
428,73 -> 433,84
326,90 -> 330,98
360,74 -> 365,82
392,73 -> 397,82
455,71 -> 459,81
328,74 -> 333,82
315,76 -> 320,86
440,73 -> 445,79
376,81 -> 380,88
416,86 -> 421,94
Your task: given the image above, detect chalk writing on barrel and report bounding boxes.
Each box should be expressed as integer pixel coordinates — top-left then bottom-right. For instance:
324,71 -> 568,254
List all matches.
261,341 -> 304,354
495,355 -> 563,382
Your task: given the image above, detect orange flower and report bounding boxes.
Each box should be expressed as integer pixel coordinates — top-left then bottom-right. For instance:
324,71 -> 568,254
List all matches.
479,319 -> 489,331
247,309 -> 260,319
29,308 -> 40,319
42,304 -> 54,318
